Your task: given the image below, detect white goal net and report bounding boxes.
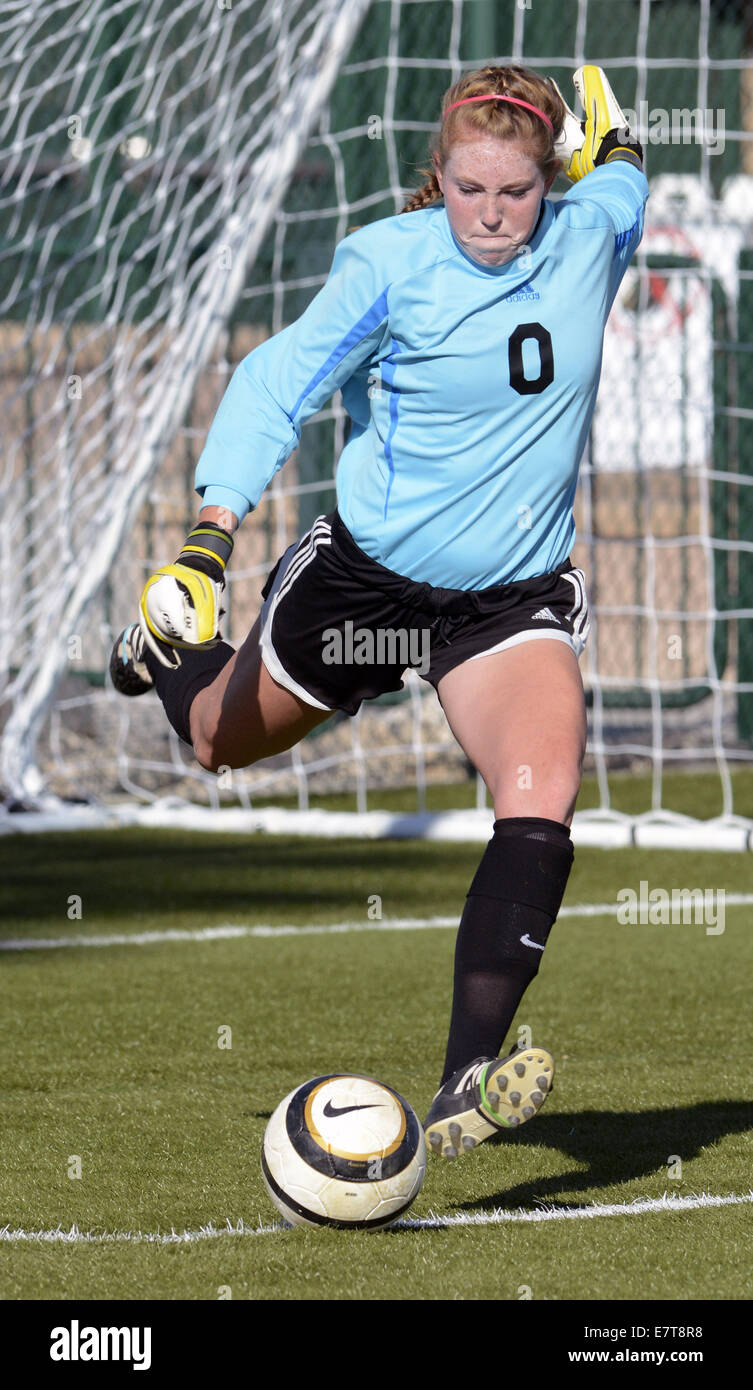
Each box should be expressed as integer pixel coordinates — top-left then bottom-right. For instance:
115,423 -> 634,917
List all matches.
2,0 -> 753,849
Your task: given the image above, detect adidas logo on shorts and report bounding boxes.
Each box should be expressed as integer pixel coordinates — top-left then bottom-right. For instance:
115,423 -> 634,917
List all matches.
530,606 -> 560,623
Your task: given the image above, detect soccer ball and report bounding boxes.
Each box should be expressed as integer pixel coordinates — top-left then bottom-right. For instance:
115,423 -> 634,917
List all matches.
261,1073 -> 426,1230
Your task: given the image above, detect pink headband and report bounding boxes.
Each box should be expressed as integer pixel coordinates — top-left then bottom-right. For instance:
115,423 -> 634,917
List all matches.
443,94 -> 554,133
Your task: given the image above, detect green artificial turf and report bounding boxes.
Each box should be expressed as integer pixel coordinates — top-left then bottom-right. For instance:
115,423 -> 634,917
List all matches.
0,819 -> 751,1300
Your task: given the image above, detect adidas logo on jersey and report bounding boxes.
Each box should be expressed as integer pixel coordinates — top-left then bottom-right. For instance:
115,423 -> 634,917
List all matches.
531,606 -> 560,623
508,282 -> 540,302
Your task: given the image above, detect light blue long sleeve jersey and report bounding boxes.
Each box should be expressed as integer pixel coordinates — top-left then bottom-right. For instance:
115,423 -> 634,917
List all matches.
196,160 -> 649,589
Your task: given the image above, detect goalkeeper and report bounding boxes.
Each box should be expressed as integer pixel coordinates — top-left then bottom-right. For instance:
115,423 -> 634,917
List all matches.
111,64 -> 647,1159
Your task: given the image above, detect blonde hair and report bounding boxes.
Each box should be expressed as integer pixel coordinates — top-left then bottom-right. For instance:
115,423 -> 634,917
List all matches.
402,65 -> 566,213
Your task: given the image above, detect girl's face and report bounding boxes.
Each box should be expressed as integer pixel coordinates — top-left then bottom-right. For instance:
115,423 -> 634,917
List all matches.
434,138 -> 556,268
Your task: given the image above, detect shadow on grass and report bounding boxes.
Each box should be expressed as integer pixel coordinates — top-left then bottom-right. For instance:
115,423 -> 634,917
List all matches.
0,830 -> 479,928
453,1099 -> 753,1211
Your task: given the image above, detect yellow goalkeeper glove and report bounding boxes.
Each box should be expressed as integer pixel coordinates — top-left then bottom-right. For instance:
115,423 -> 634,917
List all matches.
138,521 -> 233,669
553,65 -> 643,184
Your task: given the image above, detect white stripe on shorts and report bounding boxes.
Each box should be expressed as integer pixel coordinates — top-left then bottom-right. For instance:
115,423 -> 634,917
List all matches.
258,516 -> 335,711
464,627 -> 578,666
561,568 -> 591,654
275,516 -> 333,605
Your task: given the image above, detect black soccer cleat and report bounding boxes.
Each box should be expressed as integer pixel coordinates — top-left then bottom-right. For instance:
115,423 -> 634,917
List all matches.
109,622 -> 155,696
423,1043 -> 555,1159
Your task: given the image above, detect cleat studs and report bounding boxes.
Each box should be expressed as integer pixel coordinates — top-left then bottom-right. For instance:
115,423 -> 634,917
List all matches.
522,1105 -> 535,1119
507,1114 -> 521,1126
509,1091 -> 521,1107
448,1122 -> 461,1144
444,1145 -> 458,1159
428,1130 -> 442,1152
462,1135 -> 477,1150
487,1090 -> 500,1109
531,1090 -> 544,1105
497,1074 -> 508,1091
536,1075 -> 549,1090
514,1062 -> 526,1077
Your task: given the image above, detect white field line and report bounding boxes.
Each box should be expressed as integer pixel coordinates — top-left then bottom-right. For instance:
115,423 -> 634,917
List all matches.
2,895 -> 752,953
2,1191 -> 753,1242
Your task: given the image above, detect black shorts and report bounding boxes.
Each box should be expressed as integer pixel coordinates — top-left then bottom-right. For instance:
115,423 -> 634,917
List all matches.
259,509 -> 590,717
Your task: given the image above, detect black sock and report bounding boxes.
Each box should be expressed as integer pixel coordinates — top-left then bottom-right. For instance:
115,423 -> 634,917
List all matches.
440,906 -> 553,1084
143,641 -> 235,745
440,817 -> 573,1085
